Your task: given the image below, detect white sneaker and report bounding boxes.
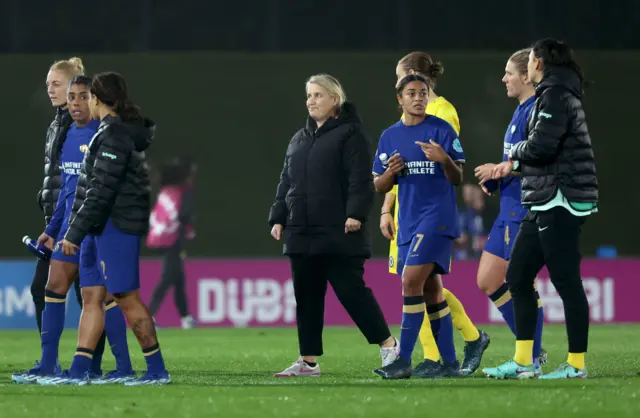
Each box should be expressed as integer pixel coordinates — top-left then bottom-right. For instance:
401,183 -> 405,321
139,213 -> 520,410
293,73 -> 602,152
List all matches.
181,315 -> 195,330
380,337 -> 398,367
273,358 -> 320,377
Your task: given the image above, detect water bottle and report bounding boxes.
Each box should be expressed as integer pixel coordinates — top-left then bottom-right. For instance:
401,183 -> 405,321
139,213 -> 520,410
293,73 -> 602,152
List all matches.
379,150 -> 407,176
22,235 -> 52,261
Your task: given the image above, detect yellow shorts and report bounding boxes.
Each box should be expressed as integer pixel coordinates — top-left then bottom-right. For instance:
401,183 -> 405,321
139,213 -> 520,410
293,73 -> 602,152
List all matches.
388,187 -> 400,274
388,234 -> 399,274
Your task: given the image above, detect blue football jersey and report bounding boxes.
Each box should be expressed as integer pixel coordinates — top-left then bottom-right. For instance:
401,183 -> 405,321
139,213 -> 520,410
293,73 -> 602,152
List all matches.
373,116 -> 465,245
497,96 -> 535,221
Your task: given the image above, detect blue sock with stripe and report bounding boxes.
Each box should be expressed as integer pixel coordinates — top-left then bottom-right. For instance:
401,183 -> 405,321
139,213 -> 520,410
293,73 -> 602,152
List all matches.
428,301 -> 457,364
489,282 -> 516,335
143,343 -> 167,374
39,290 -> 67,373
69,347 -> 94,378
104,300 -> 134,373
398,295 -> 425,363
533,291 -> 544,365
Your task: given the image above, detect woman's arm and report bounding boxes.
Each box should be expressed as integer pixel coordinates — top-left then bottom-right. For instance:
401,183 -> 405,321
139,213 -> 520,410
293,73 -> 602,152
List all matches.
342,131 -> 374,223
268,151 -> 292,227
511,89 -> 567,164
381,189 -> 396,215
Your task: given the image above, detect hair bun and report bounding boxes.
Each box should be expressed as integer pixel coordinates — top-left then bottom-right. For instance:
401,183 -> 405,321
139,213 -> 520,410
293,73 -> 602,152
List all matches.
429,61 -> 444,77
67,57 -> 85,74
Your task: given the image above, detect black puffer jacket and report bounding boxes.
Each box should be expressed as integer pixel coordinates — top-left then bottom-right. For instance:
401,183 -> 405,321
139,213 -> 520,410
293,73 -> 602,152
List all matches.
268,102 -> 374,258
39,107 -> 73,223
65,115 -> 155,245
511,67 -> 598,206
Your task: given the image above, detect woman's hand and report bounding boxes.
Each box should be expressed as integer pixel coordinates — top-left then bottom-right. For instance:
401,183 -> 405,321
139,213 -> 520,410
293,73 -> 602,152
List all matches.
37,232 -> 54,250
380,213 -> 395,240
386,154 -> 405,175
60,239 -> 79,256
474,163 -> 496,183
345,218 -> 361,233
491,161 -> 514,179
270,224 -> 283,240
416,140 -> 447,163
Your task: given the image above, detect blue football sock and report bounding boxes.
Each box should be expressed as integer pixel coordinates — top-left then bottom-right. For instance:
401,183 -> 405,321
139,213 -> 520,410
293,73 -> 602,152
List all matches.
489,283 -> 517,335
69,347 -> 94,378
91,351 -> 103,376
143,343 -> 167,374
533,292 -> 544,362
428,301 -> 457,364
104,300 -> 133,373
398,295 -> 425,363
40,290 -> 67,373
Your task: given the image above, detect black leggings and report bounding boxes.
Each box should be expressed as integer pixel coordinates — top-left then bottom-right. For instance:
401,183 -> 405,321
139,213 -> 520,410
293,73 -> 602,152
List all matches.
148,246 -> 190,318
507,207 -> 589,353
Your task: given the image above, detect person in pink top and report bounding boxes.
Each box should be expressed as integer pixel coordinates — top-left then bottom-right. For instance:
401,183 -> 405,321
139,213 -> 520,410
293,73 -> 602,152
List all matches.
147,158 -> 197,329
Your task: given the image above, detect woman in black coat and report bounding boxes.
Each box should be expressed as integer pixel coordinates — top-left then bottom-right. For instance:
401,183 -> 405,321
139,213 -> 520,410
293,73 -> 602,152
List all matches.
269,74 -> 397,377
485,39 -> 598,380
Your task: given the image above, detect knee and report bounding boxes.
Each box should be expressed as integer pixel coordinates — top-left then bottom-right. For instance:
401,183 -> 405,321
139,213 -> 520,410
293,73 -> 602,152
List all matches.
402,270 -> 425,296
332,279 -> 366,300
45,267 -> 74,295
477,274 -> 500,295
505,273 -> 534,297
402,281 -> 422,296
45,280 -> 69,296
549,275 -> 584,297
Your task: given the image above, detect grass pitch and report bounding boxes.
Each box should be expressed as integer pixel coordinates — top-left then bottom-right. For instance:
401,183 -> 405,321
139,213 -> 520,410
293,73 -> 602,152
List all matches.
1,325 -> 639,417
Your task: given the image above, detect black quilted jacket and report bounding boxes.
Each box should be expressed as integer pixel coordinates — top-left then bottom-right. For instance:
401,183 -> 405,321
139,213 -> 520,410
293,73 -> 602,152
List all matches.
65,115 -> 155,245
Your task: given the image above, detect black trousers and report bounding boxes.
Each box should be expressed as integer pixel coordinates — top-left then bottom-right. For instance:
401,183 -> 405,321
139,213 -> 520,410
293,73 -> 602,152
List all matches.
31,258 -> 106,357
290,255 -> 391,356
148,246 -> 189,318
506,207 -> 589,353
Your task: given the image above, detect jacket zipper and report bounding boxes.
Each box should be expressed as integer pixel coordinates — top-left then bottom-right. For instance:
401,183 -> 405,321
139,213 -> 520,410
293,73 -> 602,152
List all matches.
303,131 -> 318,231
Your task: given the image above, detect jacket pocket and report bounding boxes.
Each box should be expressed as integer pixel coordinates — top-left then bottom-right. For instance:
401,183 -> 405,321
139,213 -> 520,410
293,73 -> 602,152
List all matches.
286,196 -> 305,227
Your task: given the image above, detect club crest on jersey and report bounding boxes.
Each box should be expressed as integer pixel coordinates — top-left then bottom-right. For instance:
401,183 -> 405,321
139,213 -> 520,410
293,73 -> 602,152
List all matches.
452,138 -> 463,153
79,144 -> 88,153
388,256 -> 395,268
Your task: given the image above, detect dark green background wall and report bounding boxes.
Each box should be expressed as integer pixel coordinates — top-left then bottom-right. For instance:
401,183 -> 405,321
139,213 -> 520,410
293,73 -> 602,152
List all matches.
2,52 -> 635,257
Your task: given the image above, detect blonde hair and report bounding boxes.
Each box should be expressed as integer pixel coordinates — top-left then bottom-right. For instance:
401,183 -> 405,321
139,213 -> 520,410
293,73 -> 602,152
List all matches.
306,74 -> 346,107
50,57 -> 85,78
508,48 -> 531,75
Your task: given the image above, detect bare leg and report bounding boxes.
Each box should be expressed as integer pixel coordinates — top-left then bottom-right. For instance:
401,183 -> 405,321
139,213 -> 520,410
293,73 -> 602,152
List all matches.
77,286 -> 107,350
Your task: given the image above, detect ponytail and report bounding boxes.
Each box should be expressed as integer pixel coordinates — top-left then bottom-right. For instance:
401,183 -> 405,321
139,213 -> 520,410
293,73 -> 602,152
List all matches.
91,72 -> 145,123
116,98 -> 143,123
427,61 -> 444,80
